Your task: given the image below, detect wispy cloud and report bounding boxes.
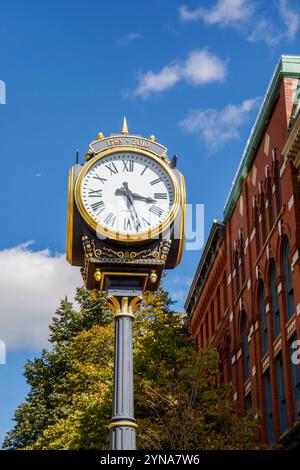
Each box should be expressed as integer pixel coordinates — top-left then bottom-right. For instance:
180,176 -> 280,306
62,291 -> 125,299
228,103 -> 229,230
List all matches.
248,0 -> 300,45
0,242 -> 81,349
179,97 -> 261,152
179,0 -> 254,27
179,0 -> 300,46
117,32 -> 142,47
133,49 -> 227,98
247,17 -> 281,46
278,0 -> 300,40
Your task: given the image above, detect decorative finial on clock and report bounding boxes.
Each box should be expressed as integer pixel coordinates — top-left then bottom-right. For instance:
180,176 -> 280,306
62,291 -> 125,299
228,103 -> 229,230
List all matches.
121,116 -> 129,135
96,132 -> 104,140
149,135 -> 156,142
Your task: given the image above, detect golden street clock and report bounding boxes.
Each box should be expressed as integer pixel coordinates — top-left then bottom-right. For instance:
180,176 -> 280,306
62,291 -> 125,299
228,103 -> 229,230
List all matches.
75,148 -> 180,242
67,119 -> 185,295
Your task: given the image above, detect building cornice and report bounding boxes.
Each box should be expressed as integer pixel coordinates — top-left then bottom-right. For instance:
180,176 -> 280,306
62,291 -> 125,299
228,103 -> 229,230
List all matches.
223,55 -> 300,222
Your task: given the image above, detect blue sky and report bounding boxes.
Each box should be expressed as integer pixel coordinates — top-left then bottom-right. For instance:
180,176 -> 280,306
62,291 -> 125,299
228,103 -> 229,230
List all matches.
0,0 -> 300,446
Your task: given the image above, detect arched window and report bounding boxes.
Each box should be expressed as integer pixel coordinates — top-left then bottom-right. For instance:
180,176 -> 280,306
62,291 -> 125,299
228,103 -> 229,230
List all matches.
255,211 -> 261,255
259,281 -> 268,355
261,195 -> 267,242
211,300 -> 215,336
234,247 -> 240,295
217,286 -> 221,323
283,239 -> 294,319
268,183 -> 275,228
200,324 -> 204,349
263,370 -> 274,443
276,353 -> 288,433
241,312 -> 250,381
223,272 -> 228,310
274,159 -> 282,213
270,262 -> 280,338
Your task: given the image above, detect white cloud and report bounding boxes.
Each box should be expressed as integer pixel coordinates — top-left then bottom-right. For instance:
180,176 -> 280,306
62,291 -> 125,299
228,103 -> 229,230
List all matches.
247,18 -> 281,46
184,50 -> 227,85
117,32 -> 142,47
279,0 -> 300,40
0,242 -> 82,350
179,0 -> 254,26
134,63 -> 181,97
179,0 -> 299,46
133,49 -> 226,98
179,97 -> 261,152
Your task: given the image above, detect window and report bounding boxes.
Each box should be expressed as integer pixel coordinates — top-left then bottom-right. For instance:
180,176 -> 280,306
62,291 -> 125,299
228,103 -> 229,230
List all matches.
235,253 -> 240,294
262,195 -> 267,241
268,185 -> 275,227
275,161 -> 282,213
241,312 -> 250,381
256,212 -> 261,255
223,272 -> 228,310
259,281 -> 268,355
276,353 -> 288,434
289,335 -> 300,421
277,176 -> 282,211
263,371 -> 274,443
211,301 -> 215,336
200,324 -> 204,349
270,262 -> 280,338
245,393 -> 252,414
283,239 -> 294,319
217,287 -> 221,323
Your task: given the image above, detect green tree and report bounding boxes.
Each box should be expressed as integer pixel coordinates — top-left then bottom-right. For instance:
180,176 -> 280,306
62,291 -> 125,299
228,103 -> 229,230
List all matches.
4,287 -> 260,450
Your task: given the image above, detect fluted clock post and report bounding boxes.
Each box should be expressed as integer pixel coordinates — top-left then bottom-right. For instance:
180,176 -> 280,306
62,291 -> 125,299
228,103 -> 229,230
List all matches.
107,296 -> 140,450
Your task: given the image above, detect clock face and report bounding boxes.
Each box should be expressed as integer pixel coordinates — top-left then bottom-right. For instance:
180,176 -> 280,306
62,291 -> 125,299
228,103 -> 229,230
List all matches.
76,150 -> 177,240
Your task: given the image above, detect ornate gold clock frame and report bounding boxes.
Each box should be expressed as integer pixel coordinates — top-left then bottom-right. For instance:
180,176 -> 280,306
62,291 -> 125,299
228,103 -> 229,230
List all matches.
66,118 -> 186,450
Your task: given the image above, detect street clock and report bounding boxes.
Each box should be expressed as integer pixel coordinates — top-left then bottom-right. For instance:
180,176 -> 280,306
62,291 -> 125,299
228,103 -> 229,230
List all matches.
66,118 -> 186,296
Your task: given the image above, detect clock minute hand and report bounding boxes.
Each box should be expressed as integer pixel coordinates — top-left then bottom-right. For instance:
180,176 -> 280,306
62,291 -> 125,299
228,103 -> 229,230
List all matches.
122,182 -> 141,230
115,186 -> 130,209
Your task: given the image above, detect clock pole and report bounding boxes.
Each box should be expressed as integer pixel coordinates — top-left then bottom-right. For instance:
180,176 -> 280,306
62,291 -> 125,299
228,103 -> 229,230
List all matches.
107,295 -> 141,450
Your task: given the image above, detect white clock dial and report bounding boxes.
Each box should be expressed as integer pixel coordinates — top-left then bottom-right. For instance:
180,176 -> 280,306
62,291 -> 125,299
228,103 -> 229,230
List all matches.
79,151 -> 175,238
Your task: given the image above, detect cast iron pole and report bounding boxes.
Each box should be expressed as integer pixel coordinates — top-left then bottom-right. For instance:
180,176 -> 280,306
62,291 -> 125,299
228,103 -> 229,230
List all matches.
108,296 -> 138,450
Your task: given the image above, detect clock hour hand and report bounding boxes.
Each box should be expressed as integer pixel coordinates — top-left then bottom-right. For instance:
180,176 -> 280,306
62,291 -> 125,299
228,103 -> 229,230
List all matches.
131,193 -> 156,204
115,188 -> 155,204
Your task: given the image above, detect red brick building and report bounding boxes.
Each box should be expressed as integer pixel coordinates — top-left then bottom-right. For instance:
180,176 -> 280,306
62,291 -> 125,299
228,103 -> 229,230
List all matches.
185,56 -> 300,448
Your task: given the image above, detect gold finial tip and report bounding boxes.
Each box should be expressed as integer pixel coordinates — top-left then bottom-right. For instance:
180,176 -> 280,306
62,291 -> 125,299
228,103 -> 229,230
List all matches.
149,134 -> 156,142
121,116 -> 129,134
96,132 -> 104,140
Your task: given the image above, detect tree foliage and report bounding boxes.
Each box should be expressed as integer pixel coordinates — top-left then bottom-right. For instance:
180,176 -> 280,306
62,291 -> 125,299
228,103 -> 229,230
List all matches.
4,286 -> 260,450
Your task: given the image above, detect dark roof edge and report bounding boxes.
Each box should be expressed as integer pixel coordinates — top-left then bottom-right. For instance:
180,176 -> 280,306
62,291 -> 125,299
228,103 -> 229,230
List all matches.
184,220 -> 225,313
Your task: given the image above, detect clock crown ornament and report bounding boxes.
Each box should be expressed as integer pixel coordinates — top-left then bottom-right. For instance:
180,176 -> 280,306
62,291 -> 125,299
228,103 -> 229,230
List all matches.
66,118 -> 186,295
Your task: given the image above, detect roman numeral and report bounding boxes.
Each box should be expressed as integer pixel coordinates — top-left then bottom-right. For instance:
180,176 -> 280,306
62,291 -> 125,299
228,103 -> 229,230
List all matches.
88,189 -> 102,197
150,177 -> 162,186
123,217 -> 133,231
122,160 -> 134,172
105,162 -> 118,175
93,174 -> 107,184
141,166 -> 148,176
154,193 -> 167,200
141,216 -> 150,227
104,212 -> 116,227
91,201 -> 105,212
149,205 -> 163,217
